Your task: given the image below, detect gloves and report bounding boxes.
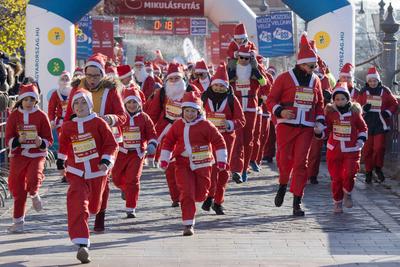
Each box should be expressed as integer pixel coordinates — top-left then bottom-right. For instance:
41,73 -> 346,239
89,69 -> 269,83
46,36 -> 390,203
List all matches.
322,90 -> 332,103
217,162 -> 228,171
146,143 -> 157,155
356,139 -> 365,149
56,159 -> 65,170
160,160 -> 169,170
250,57 -> 258,69
363,103 -> 372,113
382,110 -> 391,119
314,126 -> 323,135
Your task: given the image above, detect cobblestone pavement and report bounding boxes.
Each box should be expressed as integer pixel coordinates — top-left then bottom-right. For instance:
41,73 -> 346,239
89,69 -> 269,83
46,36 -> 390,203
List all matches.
1,161 -> 400,266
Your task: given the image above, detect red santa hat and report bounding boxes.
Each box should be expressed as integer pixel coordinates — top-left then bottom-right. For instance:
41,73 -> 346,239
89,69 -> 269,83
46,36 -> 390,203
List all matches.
237,45 -> 252,57
122,88 -> 142,106
332,82 -> 350,101
166,62 -> 184,80
366,66 -> 380,81
339,63 -> 354,78
73,67 -> 84,76
72,88 -> 94,110
85,53 -> 107,76
60,70 -> 71,80
105,65 -> 118,77
145,61 -> 153,71
18,83 -> 40,102
234,23 -> 248,39
317,57 -> 327,75
211,62 -> 229,88
182,91 -> 202,110
117,65 -> 133,80
309,40 -> 318,53
267,66 -> 276,75
194,59 -> 208,73
134,56 -> 145,66
153,63 -> 161,73
256,55 -> 264,65
297,33 -> 317,65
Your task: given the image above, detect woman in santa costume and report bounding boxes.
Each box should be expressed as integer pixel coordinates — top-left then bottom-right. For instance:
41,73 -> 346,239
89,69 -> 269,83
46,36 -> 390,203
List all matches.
57,89 -> 118,264
133,56 -> 156,100
356,67 -> 398,183
228,44 -> 266,183
266,33 -> 325,216
65,53 -> 126,233
6,83 -> 53,233
146,63 -> 200,207
160,91 -> 228,235
200,63 -> 245,215
314,83 -> 367,213
191,59 -> 211,93
112,89 -> 158,218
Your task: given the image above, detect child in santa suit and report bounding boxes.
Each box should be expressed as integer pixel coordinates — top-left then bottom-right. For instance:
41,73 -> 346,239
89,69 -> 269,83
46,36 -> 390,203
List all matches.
266,33 -> 325,216
200,63 -> 245,215
57,89 -> 118,264
6,84 -> 53,233
227,23 -> 257,61
112,89 -> 158,218
160,91 -> 228,235
356,67 -> 399,183
314,83 -> 367,213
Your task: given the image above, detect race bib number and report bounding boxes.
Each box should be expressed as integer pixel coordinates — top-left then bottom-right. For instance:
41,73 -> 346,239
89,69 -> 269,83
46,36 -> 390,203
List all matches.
367,95 -> 382,112
333,120 -> 351,141
294,86 -> 314,110
236,80 -> 251,95
123,126 -> 141,149
192,145 -> 213,166
18,124 -> 38,148
165,99 -> 182,120
207,112 -> 227,133
112,127 -> 123,143
72,133 -> 99,163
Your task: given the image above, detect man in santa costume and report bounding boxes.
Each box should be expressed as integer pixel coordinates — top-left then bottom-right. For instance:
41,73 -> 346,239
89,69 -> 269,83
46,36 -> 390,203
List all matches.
201,63 -> 245,215
160,91 -> 227,236
152,63 -> 164,88
191,59 -> 211,93
228,44 -> 266,183
117,64 -> 146,105
146,63 -> 200,206
338,63 -> 358,99
65,53 -> 126,232
134,56 -> 156,99
266,33 -> 325,216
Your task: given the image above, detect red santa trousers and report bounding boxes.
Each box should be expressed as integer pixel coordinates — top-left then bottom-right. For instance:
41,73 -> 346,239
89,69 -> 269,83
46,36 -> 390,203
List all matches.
231,112 -> 257,173
264,121 -> 276,159
209,134 -> 235,205
250,113 -> 263,162
256,116 -> 271,164
112,152 -> 144,210
276,124 -> 313,197
327,147 -> 360,202
175,156 -> 211,225
363,133 -> 386,172
8,156 -> 46,221
166,161 -> 180,202
307,138 -> 324,178
67,173 -> 107,246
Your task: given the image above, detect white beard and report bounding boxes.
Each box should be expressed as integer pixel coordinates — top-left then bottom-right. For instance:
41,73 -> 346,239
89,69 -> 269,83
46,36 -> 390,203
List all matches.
200,77 -> 210,90
58,81 -> 71,96
236,64 -> 252,81
134,68 -> 148,83
165,79 -> 186,101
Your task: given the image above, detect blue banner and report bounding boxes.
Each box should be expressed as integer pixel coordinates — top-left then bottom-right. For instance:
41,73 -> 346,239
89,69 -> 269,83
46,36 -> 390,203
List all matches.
256,11 -> 294,58
76,15 -> 92,60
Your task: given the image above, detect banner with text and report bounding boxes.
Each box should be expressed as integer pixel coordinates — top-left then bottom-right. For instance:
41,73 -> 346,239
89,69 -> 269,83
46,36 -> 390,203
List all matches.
219,23 -> 236,61
92,17 -> 114,58
76,15 -> 93,60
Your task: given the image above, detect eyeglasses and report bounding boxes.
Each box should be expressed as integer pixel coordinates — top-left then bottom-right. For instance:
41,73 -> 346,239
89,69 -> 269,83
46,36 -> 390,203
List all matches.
306,64 -> 317,69
85,73 -> 102,79
239,56 -> 250,61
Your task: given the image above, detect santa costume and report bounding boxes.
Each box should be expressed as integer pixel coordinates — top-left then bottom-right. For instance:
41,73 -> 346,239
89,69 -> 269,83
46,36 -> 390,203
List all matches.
266,33 -> 324,216
191,59 -> 211,93
338,63 -> 358,99
117,64 -> 146,105
227,23 -> 257,60
160,91 -> 228,235
6,84 -> 53,233
134,56 -> 156,99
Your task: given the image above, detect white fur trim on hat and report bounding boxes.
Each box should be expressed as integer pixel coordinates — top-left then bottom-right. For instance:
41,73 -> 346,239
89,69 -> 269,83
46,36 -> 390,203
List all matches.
237,51 -> 251,57
182,102 -> 201,110
85,61 -> 105,76
166,72 -> 184,80
18,92 -> 39,101
72,92 -> 93,110
339,72 -> 353,78
119,71 -> 133,80
234,34 -> 247,39
124,95 -> 142,105
297,57 -> 317,64
211,79 -> 229,88
195,68 -> 208,73
366,73 -> 380,81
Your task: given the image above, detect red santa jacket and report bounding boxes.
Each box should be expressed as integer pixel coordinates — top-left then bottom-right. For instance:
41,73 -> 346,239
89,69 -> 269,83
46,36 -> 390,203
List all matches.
6,107 -> 53,158
266,69 -> 325,127
140,76 -> 156,100
191,78 -> 210,93
202,90 -> 245,136
227,40 -> 257,59
160,116 -> 228,170
58,113 -> 118,179
48,89 -> 69,128
118,110 -> 158,159
321,103 -> 368,153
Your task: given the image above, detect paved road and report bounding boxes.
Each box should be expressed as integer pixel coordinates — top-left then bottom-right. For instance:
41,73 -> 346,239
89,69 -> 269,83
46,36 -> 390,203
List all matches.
1,161 -> 400,266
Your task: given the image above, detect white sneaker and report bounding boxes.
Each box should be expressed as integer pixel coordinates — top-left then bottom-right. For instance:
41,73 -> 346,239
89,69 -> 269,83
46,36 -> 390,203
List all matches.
8,221 -> 24,233
334,202 -> 343,213
343,193 -> 353,208
76,246 -> 91,264
31,194 -> 43,212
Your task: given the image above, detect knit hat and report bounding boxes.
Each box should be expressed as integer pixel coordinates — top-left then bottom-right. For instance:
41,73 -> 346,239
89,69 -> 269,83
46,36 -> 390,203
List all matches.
85,53 -> 107,76
297,33 -> 317,64
72,88 -> 94,110
18,83 -> 40,101
234,23 -> 248,39
117,65 -> 133,80
339,63 -> 354,78
211,62 -> 229,88
366,66 -> 380,81
182,91 -> 202,110
332,82 -> 350,101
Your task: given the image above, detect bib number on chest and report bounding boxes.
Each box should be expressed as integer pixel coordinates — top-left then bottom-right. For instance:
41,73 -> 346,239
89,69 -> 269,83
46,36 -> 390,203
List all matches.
123,126 -> 141,149
18,124 -> 38,148
294,86 -> 314,110
367,95 -> 382,112
207,112 -> 227,133
333,120 -> 351,141
191,145 -> 213,166
165,99 -> 182,120
112,127 -> 123,143
72,133 -> 99,163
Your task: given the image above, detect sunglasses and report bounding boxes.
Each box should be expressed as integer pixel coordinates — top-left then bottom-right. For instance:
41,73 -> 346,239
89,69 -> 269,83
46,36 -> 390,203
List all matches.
239,56 -> 250,61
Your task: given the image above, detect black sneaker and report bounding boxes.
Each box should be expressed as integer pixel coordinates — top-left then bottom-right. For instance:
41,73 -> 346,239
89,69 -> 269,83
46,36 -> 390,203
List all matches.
121,191 -> 126,200
293,196 -> 305,217
171,201 -> 180,207
365,172 -> 373,184
274,184 -> 287,207
61,176 -> 67,183
309,176 -> 319,184
126,211 -> 136,218
212,203 -> 225,215
93,210 -> 105,233
201,197 -> 213,211
232,172 -> 243,184
375,167 -> 385,183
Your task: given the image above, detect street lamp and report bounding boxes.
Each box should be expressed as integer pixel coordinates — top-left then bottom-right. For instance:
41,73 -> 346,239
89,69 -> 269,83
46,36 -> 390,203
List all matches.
358,0 -> 365,15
